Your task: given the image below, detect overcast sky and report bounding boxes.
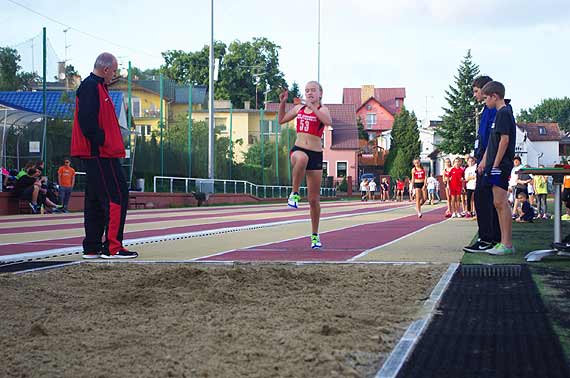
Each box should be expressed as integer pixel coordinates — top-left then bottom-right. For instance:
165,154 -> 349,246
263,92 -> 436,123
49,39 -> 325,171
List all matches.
2,0 -> 569,121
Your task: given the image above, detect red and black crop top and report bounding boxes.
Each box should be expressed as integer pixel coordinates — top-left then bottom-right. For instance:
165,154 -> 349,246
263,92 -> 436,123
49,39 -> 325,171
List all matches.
296,106 -> 324,138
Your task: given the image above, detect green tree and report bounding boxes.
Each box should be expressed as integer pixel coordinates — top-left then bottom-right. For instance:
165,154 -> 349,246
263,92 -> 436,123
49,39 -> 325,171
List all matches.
436,50 -> 480,154
385,106 -> 421,179
161,38 -> 287,108
161,41 -> 227,85
518,97 -> 570,132
287,81 -> 302,102
0,47 -> 21,90
356,116 -> 369,140
17,71 -> 40,91
131,66 -> 162,80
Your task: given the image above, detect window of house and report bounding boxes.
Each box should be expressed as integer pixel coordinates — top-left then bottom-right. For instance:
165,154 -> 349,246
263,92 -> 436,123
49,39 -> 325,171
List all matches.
337,161 -> 347,177
131,97 -> 141,117
396,99 -> 400,108
538,126 -> 547,135
366,113 -> 376,129
135,124 -> 151,136
205,117 -> 228,133
248,135 -> 258,144
260,120 -> 279,137
322,161 -> 328,176
366,105 -> 372,111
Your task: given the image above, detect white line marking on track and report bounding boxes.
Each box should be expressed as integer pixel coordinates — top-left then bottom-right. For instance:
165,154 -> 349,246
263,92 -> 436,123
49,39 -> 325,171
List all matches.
187,205 -> 415,261
347,218 -> 452,261
0,204 -> 413,264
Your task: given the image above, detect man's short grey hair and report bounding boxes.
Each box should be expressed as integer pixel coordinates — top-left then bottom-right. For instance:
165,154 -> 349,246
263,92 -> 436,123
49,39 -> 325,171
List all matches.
93,52 -> 117,69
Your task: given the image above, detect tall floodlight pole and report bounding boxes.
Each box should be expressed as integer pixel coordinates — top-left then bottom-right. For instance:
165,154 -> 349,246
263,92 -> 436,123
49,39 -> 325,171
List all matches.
208,0 -> 215,179
317,0 -> 321,82
160,73 -> 164,176
42,27 -> 47,167
188,84 -> 193,179
128,61 -> 133,186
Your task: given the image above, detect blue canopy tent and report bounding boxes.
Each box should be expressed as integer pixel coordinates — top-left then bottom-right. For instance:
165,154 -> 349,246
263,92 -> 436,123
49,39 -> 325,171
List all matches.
0,91 -> 128,190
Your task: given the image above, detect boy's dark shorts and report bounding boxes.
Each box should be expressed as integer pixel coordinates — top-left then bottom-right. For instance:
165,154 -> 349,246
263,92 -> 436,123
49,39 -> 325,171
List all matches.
482,170 -> 510,191
290,145 -> 323,171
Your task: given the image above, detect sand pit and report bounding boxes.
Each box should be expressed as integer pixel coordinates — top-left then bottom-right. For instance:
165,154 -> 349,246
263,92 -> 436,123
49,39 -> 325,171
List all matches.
0,263 -> 446,378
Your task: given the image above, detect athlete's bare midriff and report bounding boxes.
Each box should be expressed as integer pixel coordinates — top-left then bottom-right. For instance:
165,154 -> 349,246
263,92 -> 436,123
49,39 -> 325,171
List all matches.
294,133 -> 322,152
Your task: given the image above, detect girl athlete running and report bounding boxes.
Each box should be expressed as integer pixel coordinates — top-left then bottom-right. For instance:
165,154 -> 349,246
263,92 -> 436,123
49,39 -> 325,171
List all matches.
411,159 -> 427,218
278,82 -> 332,249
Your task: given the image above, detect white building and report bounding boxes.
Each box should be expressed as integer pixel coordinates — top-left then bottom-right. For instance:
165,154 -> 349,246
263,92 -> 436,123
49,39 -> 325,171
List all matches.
516,123 -> 561,167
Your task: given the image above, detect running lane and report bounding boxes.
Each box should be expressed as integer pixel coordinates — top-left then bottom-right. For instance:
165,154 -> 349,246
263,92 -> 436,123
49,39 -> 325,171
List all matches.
198,207 -> 447,262
0,203 -> 410,256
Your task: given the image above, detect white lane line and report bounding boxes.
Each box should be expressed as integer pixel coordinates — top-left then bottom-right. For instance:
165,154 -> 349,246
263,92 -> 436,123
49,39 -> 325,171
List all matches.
348,217 -> 452,261
0,205 -> 412,264
0,202 -> 407,246
187,205 -> 413,262
375,263 -> 459,378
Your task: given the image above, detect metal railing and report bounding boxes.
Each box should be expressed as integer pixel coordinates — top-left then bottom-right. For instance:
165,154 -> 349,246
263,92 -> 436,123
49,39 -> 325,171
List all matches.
153,176 -> 336,198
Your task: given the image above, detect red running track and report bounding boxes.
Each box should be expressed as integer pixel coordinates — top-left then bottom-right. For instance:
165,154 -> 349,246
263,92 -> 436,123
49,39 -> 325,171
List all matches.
198,207 -> 447,262
0,203 -> 410,256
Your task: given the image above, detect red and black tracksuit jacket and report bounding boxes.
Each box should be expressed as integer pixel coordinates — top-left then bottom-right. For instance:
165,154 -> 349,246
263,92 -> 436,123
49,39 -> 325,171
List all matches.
71,73 -> 128,255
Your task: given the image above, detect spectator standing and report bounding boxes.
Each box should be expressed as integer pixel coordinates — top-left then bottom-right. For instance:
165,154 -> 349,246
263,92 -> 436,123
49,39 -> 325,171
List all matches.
448,158 -> 465,218
509,156 -> 522,210
443,158 -> 453,217
464,156 -> 477,217
479,81 -> 517,256
381,178 -> 390,201
71,52 -> 138,259
57,158 -> 76,213
426,174 -> 437,205
533,165 -> 548,219
368,178 -> 377,201
396,179 -> 404,202
360,178 -> 369,201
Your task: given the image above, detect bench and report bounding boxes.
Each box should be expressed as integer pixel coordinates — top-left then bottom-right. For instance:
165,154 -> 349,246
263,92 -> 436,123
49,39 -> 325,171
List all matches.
18,199 -> 33,214
128,194 -> 145,210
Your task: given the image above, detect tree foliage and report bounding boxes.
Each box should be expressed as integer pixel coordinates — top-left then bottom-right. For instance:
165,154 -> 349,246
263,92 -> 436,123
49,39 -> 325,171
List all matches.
0,46 -> 41,91
385,107 -> 421,179
287,81 -> 302,102
131,67 -> 161,80
518,97 -> 570,132
356,116 -> 369,141
160,38 -> 287,108
436,50 -> 480,154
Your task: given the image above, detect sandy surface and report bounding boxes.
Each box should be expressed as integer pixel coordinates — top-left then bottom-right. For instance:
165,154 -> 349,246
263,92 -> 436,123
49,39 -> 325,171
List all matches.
0,263 -> 446,378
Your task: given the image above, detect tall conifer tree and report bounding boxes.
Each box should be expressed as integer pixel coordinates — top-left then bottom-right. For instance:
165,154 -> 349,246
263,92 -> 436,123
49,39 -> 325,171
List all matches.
437,50 -> 480,154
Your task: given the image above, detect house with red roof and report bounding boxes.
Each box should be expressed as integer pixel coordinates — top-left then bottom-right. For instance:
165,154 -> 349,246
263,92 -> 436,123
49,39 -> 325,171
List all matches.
342,85 -> 406,138
264,103 -> 359,185
343,85 -> 406,176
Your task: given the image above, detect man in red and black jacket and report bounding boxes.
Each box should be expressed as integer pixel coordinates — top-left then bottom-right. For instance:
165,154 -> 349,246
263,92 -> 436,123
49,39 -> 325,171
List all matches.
71,52 -> 138,259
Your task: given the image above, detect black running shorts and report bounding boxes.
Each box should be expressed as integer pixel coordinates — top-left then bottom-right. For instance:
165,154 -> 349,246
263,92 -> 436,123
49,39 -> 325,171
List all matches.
290,145 -> 323,171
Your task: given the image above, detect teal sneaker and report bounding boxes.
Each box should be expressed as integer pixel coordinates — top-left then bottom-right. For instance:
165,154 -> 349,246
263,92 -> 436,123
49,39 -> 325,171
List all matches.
311,234 -> 322,249
288,192 -> 301,208
487,243 -> 515,256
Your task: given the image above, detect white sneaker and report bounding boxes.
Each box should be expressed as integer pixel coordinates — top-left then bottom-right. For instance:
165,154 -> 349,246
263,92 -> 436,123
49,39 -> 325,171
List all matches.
288,193 -> 300,209
311,234 -> 322,249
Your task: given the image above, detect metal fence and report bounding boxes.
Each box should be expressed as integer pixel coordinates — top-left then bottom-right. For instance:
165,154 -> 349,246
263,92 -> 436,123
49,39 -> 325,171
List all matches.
153,176 -> 336,198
